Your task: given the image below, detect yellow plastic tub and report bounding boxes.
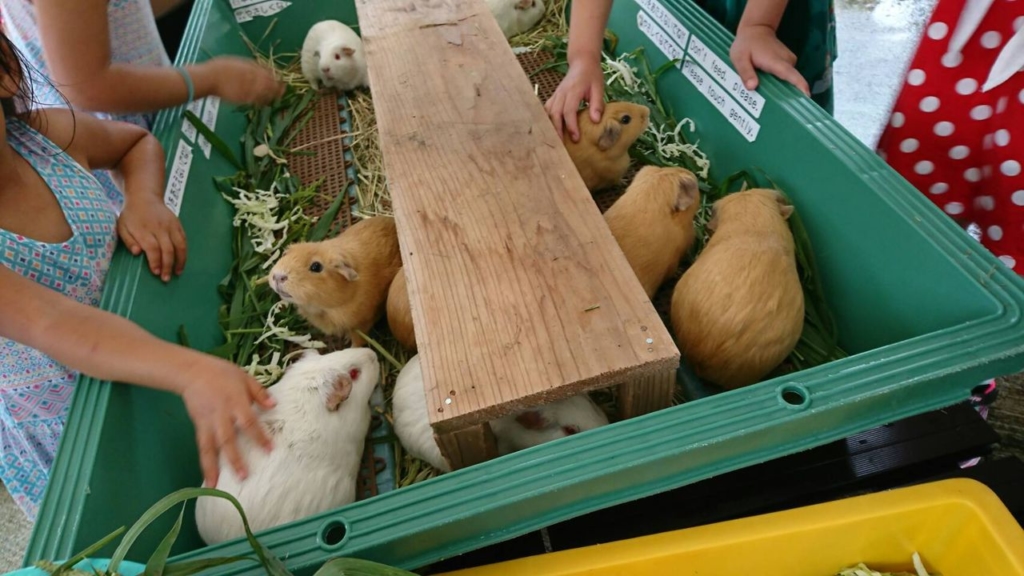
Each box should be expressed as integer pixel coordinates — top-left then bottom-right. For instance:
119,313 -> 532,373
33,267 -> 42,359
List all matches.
440,479 -> 1024,576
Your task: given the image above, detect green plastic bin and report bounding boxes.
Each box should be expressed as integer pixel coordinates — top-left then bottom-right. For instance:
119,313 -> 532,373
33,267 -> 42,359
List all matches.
25,0 -> 1024,573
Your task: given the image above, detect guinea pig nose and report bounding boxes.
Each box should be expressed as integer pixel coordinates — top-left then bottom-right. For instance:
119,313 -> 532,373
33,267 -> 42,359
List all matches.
321,67 -> 330,73
272,272 -> 288,284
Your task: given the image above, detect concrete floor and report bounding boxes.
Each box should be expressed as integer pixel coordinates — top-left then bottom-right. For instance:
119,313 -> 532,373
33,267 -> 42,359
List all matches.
0,0 -> 1014,572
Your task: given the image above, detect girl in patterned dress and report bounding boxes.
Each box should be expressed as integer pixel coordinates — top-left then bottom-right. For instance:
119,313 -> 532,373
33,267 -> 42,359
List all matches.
0,32 -> 275,520
546,0 -> 837,141
0,0 -> 284,207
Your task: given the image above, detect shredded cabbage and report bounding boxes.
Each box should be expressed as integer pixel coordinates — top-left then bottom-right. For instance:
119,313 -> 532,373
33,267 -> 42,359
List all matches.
837,552 -> 933,576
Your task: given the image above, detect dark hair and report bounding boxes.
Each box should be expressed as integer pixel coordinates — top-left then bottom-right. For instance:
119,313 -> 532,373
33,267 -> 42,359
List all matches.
0,29 -> 34,118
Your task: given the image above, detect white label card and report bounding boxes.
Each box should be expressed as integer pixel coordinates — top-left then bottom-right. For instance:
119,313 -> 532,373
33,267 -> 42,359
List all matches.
198,96 -> 221,159
234,0 -> 291,23
682,59 -> 760,142
164,140 -> 193,216
636,10 -> 684,63
635,0 -> 690,51
686,36 -> 765,118
180,99 -> 204,143
230,0 -> 266,8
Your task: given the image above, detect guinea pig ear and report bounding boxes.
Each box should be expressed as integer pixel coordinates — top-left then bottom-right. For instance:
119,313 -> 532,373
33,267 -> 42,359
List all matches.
775,194 -> 795,220
706,208 -> 720,233
674,175 -> 700,212
597,121 -> 622,151
333,259 -> 359,282
514,410 -> 549,430
326,372 -> 354,412
341,46 -> 355,57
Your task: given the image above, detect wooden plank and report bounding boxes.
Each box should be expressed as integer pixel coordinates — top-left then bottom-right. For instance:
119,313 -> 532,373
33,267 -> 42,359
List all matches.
435,423 -> 499,470
618,368 -> 677,420
355,0 -> 680,435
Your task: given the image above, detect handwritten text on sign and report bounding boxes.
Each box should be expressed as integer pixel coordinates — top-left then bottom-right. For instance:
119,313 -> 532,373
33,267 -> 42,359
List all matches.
686,36 -> 765,118
637,9 -> 684,63
634,0 -> 690,52
682,59 -> 760,142
235,0 -> 290,23
164,140 -> 194,216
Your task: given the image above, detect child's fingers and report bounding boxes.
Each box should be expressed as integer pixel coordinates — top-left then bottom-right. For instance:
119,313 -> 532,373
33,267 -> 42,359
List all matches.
563,93 -> 582,143
158,234 -> 175,282
172,224 -> 188,276
761,59 -> 810,96
218,421 -> 248,481
237,407 -> 273,453
247,376 -> 277,409
589,82 -> 605,123
140,233 -> 163,278
732,51 -> 759,91
119,226 -> 143,257
546,93 -> 566,140
197,428 -> 219,488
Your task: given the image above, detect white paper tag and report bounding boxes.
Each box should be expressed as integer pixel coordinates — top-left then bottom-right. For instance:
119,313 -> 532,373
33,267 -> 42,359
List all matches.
637,9 -> 684,63
164,140 -> 194,216
234,0 -> 291,23
682,59 -> 760,142
230,0 -> 266,8
686,36 -> 765,118
180,99 -> 205,143
197,96 -> 221,159
635,0 -> 690,51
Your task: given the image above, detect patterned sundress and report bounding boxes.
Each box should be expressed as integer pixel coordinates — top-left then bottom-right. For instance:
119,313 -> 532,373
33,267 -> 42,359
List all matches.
0,0 -> 171,208
0,118 -> 119,520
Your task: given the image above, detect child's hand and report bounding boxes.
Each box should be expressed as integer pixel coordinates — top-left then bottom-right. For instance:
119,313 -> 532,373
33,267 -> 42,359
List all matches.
545,58 -> 606,142
117,196 -> 187,282
730,24 -> 810,96
203,57 -> 285,107
179,356 -> 277,488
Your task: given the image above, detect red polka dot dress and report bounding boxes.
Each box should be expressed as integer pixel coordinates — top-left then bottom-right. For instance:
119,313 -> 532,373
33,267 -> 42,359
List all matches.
877,0 -> 1024,275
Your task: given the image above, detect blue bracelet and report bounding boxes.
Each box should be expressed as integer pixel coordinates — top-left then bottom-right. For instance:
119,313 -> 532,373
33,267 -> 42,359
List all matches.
174,66 -> 195,104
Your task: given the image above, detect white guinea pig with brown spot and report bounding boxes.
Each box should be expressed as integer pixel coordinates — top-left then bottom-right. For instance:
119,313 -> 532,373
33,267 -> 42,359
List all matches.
386,267 -> 417,352
604,165 -> 701,298
300,20 -> 368,92
270,217 -> 401,347
485,0 -> 546,39
670,189 -> 804,390
392,355 -> 610,469
563,102 -> 650,192
194,347 -> 380,545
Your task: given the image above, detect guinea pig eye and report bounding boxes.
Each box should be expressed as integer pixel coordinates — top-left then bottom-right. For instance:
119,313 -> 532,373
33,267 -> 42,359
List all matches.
309,261 -> 324,273
563,425 -> 580,435
620,114 -> 632,125
349,368 -> 361,380
334,52 -> 342,60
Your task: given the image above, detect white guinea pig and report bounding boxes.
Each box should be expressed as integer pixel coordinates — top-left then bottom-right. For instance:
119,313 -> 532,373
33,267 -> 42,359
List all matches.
300,20 -> 368,92
486,0 -> 546,40
391,354 -> 610,470
489,393 -> 610,456
194,347 -> 380,546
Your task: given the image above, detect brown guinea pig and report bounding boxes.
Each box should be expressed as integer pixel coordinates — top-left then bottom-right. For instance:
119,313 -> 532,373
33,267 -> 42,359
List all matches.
563,102 -> 650,192
386,267 -> 417,352
669,189 -> 804,390
269,216 -> 402,347
604,166 -> 701,298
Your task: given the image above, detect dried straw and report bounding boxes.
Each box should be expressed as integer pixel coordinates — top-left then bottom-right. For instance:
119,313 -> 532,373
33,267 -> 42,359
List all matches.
507,0 -> 570,51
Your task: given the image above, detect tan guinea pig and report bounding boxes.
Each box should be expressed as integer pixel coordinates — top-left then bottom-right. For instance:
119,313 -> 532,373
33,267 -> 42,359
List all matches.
386,267 -> 417,352
563,102 -> 650,192
270,216 -> 402,347
604,166 -> 701,298
669,189 -> 804,390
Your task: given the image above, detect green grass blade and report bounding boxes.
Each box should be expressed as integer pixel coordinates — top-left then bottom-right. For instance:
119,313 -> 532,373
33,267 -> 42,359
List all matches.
307,186 -> 344,242
183,111 -> 242,170
163,557 -> 255,576
143,504 -> 186,576
50,527 -> 125,576
313,558 -> 419,576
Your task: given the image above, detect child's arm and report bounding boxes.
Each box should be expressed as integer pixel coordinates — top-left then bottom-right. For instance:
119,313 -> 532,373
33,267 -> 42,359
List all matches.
544,0 -> 613,142
33,0 -> 284,114
730,0 -> 810,95
34,108 -> 186,282
0,263 -> 276,488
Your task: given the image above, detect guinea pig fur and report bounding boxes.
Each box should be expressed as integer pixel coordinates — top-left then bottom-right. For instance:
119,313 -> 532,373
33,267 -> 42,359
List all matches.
386,267 -> 417,352
670,188 -> 804,390
392,355 -> 611,469
563,101 -> 650,192
604,165 -> 701,298
391,355 -> 449,472
485,0 -> 546,39
490,393 -> 610,455
194,347 -> 380,545
301,20 -> 368,92
270,216 -> 402,348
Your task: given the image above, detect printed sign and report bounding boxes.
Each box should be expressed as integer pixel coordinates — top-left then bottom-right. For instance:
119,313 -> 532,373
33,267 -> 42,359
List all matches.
686,36 -> 765,118
635,0 -> 690,50
197,96 -> 221,159
682,59 -> 760,142
164,140 -> 194,216
235,0 -> 291,23
636,9 -> 684,63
